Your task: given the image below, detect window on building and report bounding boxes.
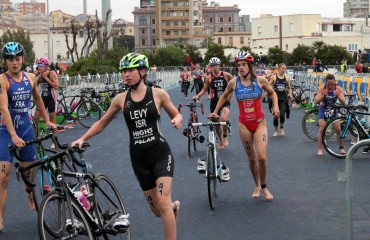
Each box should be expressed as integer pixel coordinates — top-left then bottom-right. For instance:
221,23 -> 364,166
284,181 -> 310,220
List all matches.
290,23 -> 294,32
182,30 -> 186,35
348,43 -> 358,52
333,24 -> 341,32
274,25 -> 278,33
258,27 -> 262,35
44,41 -> 47,47
152,18 -> 155,24
219,27 -> 223,32
174,21 -> 178,26
228,17 -> 232,22
57,54 -> 61,60
240,37 -> 244,44
166,31 -> 170,35
344,25 -> 351,32
173,1 -> 177,6
218,37 -> 221,44
152,29 -> 155,34
152,38 -> 156,45
228,27 -> 231,32
194,10 -> 198,16
181,21 -> 186,26
166,21 -> 170,26
210,17 -> 213,23
174,30 -> 178,35
220,17 -> 223,23
142,39 -> 145,45
142,29 -> 145,34
139,16 -> 147,25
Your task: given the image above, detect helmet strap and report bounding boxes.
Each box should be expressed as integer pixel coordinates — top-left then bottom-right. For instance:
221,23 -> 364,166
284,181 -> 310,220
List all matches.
242,72 -> 250,79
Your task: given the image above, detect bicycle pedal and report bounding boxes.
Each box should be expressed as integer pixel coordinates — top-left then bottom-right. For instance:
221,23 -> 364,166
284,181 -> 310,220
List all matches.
198,135 -> 205,143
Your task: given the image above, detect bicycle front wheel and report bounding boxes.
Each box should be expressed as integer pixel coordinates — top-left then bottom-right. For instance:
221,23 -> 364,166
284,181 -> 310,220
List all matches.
322,117 -> 360,159
38,191 -> 94,239
94,174 -> 131,239
301,108 -> 319,141
207,145 -> 217,210
77,100 -> 103,128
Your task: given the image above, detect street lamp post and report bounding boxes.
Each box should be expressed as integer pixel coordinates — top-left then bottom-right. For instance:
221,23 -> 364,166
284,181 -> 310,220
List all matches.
46,0 -> 51,61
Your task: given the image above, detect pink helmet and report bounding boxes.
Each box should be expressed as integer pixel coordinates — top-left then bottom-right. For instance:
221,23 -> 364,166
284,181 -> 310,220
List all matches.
37,57 -> 49,66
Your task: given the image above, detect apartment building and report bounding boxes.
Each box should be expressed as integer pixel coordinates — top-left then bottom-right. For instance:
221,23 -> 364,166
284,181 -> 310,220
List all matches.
344,0 -> 370,18
251,14 -> 370,55
133,0 -> 251,52
14,0 -> 45,16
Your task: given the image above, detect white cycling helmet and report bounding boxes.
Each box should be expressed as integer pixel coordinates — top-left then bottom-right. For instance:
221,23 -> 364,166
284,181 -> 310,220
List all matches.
209,57 -> 221,66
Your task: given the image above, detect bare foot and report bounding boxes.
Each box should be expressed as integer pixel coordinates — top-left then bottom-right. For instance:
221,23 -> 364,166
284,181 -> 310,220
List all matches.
218,142 -> 224,150
252,187 -> 260,198
340,148 -> 347,154
317,149 -> 323,156
280,129 -> 285,136
223,137 -> 228,147
26,191 -> 36,210
173,200 -> 180,221
273,132 -> 278,137
261,188 -> 274,201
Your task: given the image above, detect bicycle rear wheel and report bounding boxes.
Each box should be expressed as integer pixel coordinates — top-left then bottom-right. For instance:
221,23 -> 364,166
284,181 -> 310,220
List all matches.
56,102 -> 66,125
38,191 -> 93,239
299,89 -> 310,105
207,145 -> 217,210
94,174 -> 131,239
77,100 -> 103,128
322,117 -> 360,159
301,108 -> 319,141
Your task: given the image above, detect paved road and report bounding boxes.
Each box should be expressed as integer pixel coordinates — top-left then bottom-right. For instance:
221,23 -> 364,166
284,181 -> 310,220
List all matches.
3,86 -> 370,240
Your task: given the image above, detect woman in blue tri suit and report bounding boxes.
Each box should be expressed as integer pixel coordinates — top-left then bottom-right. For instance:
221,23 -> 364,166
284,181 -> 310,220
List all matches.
0,42 -> 54,233
314,73 -> 346,156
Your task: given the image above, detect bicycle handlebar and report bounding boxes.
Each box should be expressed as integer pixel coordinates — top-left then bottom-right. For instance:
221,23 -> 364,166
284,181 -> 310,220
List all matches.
177,100 -> 204,114
9,134 -> 91,187
330,103 -> 369,115
192,121 -> 227,127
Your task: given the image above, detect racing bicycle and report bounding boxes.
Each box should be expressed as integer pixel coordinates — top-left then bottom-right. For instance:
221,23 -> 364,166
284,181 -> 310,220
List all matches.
178,99 -> 205,157
192,119 -> 228,210
322,104 -> 370,159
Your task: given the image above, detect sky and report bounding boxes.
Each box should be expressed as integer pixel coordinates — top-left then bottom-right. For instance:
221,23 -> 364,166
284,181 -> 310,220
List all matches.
13,0 -> 345,22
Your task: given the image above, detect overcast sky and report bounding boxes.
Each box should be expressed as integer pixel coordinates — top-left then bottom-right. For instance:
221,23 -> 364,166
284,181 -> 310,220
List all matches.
14,0 -> 345,22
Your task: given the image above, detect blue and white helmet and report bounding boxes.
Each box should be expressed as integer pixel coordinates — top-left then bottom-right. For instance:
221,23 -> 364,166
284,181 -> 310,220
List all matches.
2,42 -> 24,59
209,57 -> 221,66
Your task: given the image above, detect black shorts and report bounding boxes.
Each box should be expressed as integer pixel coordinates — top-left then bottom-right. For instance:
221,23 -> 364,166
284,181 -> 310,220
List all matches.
210,100 -> 230,116
41,95 -> 56,113
130,137 -> 174,191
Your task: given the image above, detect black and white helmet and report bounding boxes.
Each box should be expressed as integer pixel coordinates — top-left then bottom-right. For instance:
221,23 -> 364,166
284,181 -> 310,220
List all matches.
209,57 -> 221,66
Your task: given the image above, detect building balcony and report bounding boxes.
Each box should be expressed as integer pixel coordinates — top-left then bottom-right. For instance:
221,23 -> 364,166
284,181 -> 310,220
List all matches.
162,34 -> 189,40
161,25 -> 188,30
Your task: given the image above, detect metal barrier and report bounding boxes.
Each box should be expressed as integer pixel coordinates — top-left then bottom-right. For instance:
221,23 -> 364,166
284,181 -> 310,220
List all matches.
338,138 -> 370,240
58,70 -> 182,93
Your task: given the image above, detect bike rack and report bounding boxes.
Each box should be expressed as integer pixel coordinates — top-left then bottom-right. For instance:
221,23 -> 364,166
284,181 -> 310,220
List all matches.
337,138 -> 370,240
